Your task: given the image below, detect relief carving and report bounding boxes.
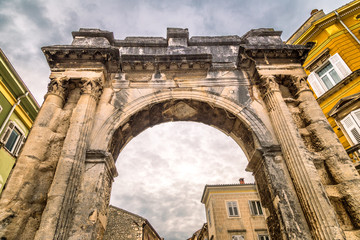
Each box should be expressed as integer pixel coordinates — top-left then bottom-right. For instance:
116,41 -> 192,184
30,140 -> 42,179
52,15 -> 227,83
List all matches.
47,76 -> 69,99
257,75 -> 280,97
80,77 -> 103,101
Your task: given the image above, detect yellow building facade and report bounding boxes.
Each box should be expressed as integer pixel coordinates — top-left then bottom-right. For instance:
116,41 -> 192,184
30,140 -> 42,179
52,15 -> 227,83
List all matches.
201,180 -> 269,240
0,49 -> 39,193
287,0 -> 360,168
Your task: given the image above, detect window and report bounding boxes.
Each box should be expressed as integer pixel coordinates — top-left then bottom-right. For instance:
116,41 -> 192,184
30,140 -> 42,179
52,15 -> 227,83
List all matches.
258,235 -> 269,240
249,200 -> 263,216
226,201 -> 239,217
307,53 -> 352,97
341,109 -> 360,145
207,209 -> 212,227
232,235 -> 244,240
1,121 -> 25,156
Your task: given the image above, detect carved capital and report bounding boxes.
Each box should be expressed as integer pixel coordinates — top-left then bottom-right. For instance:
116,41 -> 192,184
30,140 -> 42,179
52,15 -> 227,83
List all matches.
287,75 -> 311,97
46,76 -> 69,99
80,77 -> 103,101
258,75 -> 280,97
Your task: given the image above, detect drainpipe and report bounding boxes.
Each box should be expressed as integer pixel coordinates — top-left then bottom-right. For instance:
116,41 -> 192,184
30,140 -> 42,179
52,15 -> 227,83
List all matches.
335,10 -> 360,45
0,92 -> 28,135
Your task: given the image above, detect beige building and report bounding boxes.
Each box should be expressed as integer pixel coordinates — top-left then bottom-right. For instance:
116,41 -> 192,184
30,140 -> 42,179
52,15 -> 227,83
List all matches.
104,205 -> 162,240
201,179 -> 269,240
188,223 -> 208,240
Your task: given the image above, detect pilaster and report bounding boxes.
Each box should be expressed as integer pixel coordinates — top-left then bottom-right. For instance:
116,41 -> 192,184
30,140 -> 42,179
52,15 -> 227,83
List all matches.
247,146 -> 311,239
257,75 -> 345,239
35,75 -> 104,240
288,75 -> 360,228
0,75 -> 69,240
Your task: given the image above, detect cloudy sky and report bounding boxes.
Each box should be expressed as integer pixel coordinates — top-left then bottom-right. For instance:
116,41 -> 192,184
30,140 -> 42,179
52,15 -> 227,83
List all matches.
0,0 -> 351,239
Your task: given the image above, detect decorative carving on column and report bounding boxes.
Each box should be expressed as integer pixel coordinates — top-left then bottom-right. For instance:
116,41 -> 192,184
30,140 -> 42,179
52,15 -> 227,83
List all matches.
257,75 -> 279,97
80,77 -> 103,101
286,75 -> 312,97
285,74 -> 360,229
46,76 -> 69,100
257,74 -> 345,239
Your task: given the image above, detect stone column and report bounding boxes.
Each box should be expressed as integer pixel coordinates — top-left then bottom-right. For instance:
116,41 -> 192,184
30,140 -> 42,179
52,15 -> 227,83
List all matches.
258,75 -> 344,240
290,76 -> 360,227
247,146 -> 312,240
68,150 -> 117,240
35,77 -> 103,240
0,76 -> 68,240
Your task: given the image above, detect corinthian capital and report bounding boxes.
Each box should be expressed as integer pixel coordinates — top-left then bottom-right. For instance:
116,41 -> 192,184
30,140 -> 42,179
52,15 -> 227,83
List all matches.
287,75 -> 310,96
47,76 -> 69,99
258,75 -> 279,97
80,77 -> 103,100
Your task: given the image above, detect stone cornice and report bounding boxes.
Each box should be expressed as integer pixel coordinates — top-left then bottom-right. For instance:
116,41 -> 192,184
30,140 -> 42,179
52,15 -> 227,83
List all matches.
41,46 -> 120,68
238,43 -> 313,66
120,54 -> 212,71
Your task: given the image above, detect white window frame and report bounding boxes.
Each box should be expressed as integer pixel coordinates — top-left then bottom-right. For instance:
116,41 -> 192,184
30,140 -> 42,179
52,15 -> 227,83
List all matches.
232,235 -> 244,240
249,200 -> 263,216
226,200 -> 240,217
0,121 -> 25,156
307,53 -> 352,97
340,109 -> 360,145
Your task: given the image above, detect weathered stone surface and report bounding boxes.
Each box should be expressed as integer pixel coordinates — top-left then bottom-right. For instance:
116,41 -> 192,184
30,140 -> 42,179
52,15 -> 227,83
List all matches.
104,206 -> 162,240
0,27 -> 359,240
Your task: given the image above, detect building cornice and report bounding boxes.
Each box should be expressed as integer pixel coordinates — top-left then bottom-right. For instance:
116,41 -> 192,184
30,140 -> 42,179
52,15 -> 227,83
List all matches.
201,183 -> 256,204
290,1 -> 360,45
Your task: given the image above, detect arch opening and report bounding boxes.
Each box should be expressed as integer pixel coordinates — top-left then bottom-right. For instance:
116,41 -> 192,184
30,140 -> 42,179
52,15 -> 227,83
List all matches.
109,121 -> 253,239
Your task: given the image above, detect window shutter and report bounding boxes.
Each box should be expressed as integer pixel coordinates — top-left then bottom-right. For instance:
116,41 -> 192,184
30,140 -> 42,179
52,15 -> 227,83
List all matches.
1,122 -> 15,143
329,53 -> 352,79
307,72 -> 326,97
341,114 -> 360,144
14,136 -> 25,157
350,109 -> 360,143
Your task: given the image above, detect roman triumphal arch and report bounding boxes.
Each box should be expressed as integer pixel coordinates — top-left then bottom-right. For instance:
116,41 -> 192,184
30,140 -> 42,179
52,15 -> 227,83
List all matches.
1,28 -> 360,240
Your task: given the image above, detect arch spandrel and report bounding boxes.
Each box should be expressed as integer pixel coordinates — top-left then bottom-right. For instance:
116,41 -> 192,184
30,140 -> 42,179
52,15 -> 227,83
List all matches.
88,87 -> 277,161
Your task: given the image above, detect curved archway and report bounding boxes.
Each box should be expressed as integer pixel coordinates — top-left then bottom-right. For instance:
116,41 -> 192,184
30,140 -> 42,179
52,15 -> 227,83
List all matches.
89,89 -> 275,161
110,121 -> 253,239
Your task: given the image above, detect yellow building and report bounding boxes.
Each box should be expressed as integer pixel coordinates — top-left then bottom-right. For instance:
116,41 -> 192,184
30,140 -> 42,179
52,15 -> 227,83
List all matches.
200,179 -> 269,240
287,0 -> 360,168
0,49 -> 39,193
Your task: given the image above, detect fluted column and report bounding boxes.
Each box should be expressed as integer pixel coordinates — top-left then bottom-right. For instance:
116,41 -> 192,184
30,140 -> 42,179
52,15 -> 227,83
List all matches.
290,75 -> 360,227
247,147 -> 312,239
0,76 -> 69,240
258,75 -> 344,240
35,77 -> 103,240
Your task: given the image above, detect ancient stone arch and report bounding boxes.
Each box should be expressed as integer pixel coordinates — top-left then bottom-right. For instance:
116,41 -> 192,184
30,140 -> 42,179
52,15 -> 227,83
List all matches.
1,28 -> 360,240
